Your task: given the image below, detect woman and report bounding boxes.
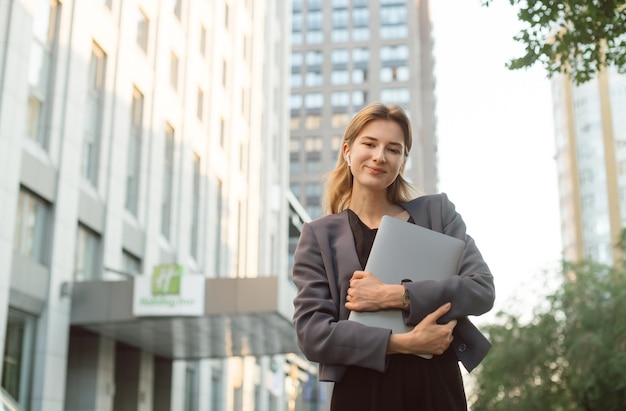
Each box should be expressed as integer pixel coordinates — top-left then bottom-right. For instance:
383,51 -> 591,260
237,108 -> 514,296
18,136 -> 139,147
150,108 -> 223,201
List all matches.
292,102 -> 495,410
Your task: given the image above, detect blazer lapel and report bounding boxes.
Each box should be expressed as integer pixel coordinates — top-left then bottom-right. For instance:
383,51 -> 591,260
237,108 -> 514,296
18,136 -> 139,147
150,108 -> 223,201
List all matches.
331,211 -> 361,320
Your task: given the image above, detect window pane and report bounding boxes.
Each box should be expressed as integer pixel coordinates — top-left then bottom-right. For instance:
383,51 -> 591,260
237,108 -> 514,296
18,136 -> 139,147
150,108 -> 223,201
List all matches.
126,87 -> 143,215
83,43 -> 106,185
74,224 -> 101,281
13,189 -> 50,264
137,9 -> 149,51
162,124 -> 175,238
2,310 -> 36,409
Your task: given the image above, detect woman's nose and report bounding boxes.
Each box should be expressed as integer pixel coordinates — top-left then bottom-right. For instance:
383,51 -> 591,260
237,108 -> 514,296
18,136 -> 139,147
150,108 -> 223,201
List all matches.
373,148 -> 386,162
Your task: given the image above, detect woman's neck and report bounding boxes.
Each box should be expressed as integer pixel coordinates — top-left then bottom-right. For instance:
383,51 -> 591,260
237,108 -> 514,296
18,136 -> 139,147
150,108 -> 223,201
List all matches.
348,192 -> 405,229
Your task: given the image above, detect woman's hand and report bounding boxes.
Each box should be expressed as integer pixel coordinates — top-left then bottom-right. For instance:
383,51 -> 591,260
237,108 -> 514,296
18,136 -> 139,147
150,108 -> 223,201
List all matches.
346,271 -> 405,312
387,303 -> 457,356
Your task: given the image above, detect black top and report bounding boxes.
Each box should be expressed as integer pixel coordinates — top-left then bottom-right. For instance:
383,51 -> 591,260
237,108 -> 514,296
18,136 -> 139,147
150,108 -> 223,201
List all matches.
331,210 -> 468,411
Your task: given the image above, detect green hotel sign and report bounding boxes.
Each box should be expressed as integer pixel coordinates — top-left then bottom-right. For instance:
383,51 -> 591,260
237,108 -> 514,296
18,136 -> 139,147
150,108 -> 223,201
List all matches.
133,264 -> 205,316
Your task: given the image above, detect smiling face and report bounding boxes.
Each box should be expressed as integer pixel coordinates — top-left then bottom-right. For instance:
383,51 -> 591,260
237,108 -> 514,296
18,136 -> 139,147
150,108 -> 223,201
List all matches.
343,119 -> 407,196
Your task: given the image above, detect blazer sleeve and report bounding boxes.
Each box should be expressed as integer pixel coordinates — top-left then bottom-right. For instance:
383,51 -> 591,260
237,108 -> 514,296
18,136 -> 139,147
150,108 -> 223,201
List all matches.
403,193 -> 495,325
292,221 -> 391,372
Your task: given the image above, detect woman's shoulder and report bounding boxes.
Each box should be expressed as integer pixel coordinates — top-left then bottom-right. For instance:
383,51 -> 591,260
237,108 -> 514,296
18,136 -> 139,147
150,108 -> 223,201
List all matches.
402,192 -> 452,208
306,210 -> 349,229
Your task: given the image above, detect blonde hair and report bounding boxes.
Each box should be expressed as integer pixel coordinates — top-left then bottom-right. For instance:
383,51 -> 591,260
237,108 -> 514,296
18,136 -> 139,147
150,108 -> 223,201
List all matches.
322,102 -> 418,215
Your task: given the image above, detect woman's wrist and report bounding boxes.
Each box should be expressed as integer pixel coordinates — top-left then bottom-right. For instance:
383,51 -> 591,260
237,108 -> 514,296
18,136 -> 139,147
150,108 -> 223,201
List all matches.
382,284 -> 407,309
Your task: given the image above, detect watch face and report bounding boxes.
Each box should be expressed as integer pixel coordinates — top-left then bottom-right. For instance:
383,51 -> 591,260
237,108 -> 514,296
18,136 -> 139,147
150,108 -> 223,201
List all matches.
402,290 -> 409,304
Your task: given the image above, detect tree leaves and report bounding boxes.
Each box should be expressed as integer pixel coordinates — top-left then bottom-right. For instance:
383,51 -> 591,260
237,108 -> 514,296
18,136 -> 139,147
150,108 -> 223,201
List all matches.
470,259 -> 626,410
483,0 -> 626,84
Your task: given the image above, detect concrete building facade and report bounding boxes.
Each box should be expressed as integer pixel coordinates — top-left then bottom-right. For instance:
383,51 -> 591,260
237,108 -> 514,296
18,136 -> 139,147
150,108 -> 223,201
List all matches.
288,0 -> 438,219
0,0 -> 316,410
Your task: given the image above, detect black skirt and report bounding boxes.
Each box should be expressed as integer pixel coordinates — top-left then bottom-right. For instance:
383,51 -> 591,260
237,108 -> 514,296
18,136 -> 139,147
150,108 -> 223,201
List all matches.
330,349 -> 467,411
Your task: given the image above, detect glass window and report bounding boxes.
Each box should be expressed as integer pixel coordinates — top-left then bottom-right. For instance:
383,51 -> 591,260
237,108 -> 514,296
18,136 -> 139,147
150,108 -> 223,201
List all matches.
331,49 -> 349,65
137,9 -> 149,52
290,117 -> 300,130
332,29 -> 349,43
305,182 -> 323,196
74,224 -> 101,281
214,180 -> 223,277
352,90 -> 367,107
126,87 -> 143,216
332,0 -> 348,6
307,0 -> 322,10
170,51 -> 179,90
381,88 -> 410,105
290,156 -> 301,174
352,68 -> 367,83
199,25 -> 207,56
353,7 -> 369,27
291,32 -> 303,45
380,45 -> 409,62
306,205 -> 322,219
83,42 -> 106,186
305,71 -> 323,87
380,5 -> 407,26
26,0 -> 60,147
184,363 -> 199,411
352,47 -> 369,63
352,27 -> 369,41
305,136 -> 323,152
331,91 -> 350,107
305,115 -> 321,129
381,66 -> 410,82
210,362 -> 224,411
290,183 -> 301,198
306,11 -> 323,30
292,12 -> 303,32
2,309 -> 36,409
222,60 -> 227,87
305,50 -> 323,66
381,25 -> 408,39
122,249 -> 142,276
162,124 -> 175,239
331,135 -> 343,150
190,153 -> 201,260
197,88 -> 204,120
290,94 -> 302,110
331,114 -> 348,129
291,52 -> 303,67
306,30 -> 323,44
331,70 -> 349,85
173,0 -> 182,19
13,188 -> 50,265
332,9 -> 348,28
305,93 -> 323,109
290,72 -> 302,88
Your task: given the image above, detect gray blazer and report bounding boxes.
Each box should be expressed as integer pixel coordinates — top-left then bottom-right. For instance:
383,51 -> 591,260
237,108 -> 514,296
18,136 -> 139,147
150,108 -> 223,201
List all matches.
292,193 -> 495,382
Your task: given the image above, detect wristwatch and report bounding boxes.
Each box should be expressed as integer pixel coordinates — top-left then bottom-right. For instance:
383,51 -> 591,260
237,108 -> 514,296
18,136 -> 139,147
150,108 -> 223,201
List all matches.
401,279 -> 411,307
401,288 -> 410,306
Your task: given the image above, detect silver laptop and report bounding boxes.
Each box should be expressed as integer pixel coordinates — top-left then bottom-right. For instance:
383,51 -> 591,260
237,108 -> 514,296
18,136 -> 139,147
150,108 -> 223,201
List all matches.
348,215 -> 465,336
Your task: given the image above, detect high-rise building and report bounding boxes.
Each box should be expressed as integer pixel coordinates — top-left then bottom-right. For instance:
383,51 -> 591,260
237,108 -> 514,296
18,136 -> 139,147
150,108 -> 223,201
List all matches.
0,1 -> 314,410
289,0 -> 438,219
552,68 -> 626,265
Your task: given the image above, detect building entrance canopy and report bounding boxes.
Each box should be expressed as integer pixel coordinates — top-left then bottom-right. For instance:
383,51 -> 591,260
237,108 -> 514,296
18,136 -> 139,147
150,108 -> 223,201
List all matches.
69,277 -> 300,359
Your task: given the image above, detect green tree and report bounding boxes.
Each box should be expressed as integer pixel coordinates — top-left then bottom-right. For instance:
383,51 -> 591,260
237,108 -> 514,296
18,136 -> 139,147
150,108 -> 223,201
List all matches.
483,0 -> 626,84
470,260 -> 626,411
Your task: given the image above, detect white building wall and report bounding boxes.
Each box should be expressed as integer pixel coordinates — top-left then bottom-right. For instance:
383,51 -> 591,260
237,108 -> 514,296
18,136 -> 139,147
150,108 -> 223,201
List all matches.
1,0 -> 301,410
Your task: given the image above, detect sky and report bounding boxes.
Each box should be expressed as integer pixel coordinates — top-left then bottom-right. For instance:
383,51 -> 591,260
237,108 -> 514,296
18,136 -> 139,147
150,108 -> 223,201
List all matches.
429,1 -> 564,324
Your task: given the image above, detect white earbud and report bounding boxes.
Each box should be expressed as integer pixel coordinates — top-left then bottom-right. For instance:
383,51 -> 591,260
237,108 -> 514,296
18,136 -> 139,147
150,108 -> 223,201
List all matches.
345,154 -> 351,167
